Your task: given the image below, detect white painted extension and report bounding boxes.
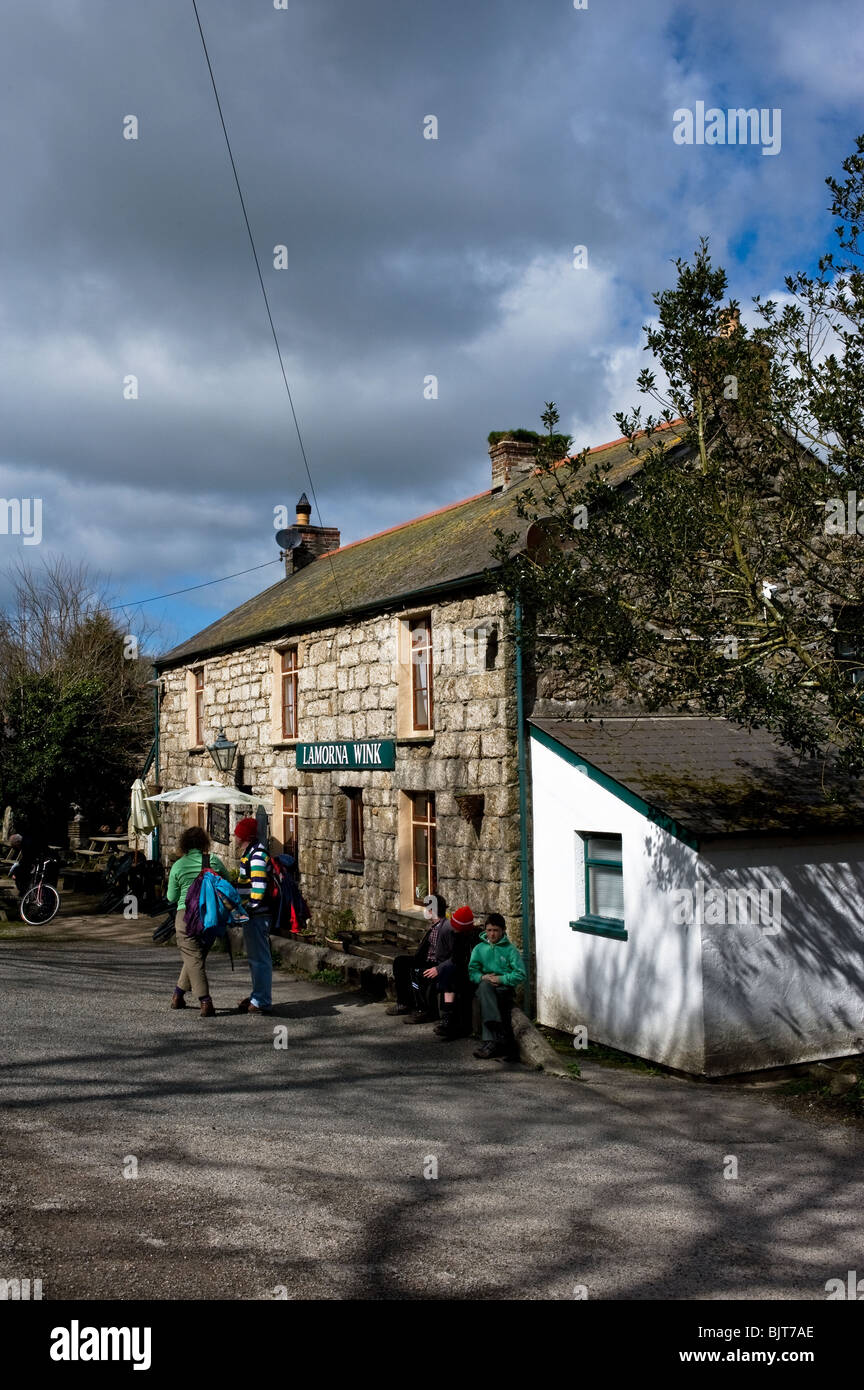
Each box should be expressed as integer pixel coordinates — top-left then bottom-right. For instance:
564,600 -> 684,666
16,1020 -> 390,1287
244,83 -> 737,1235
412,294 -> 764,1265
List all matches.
530,725 -> 864,1075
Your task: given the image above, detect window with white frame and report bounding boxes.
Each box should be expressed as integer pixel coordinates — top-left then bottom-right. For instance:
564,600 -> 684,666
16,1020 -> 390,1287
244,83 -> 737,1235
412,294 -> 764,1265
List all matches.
280,788 -> 299,860
281,647 -> 299,738
397,613 -> 434,738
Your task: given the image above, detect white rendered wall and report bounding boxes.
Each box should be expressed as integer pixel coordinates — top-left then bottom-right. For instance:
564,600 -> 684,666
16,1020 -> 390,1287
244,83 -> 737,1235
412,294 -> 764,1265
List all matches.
531,733 -> 864,1074
699,842 -> 864,1073
530,733 -> 705,1072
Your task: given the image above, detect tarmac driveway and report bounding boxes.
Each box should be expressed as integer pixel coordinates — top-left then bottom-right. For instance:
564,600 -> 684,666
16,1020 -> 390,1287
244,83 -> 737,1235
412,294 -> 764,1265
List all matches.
1,942 -> 862,1300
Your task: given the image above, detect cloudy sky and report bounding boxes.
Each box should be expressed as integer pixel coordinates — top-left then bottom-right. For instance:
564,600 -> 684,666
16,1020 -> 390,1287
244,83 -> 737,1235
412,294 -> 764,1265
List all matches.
0,0 -> 862,651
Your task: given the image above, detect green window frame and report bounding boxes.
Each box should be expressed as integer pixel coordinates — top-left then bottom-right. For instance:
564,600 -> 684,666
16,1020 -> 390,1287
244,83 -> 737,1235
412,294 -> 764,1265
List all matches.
571,833 -> 627,940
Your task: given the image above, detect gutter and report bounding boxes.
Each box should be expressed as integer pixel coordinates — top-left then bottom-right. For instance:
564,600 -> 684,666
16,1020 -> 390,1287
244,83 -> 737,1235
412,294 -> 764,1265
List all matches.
515,597 -> 534,1013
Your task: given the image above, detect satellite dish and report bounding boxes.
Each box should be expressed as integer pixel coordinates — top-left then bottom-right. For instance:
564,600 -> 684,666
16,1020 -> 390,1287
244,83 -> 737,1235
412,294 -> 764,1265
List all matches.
275,528 -> 302,551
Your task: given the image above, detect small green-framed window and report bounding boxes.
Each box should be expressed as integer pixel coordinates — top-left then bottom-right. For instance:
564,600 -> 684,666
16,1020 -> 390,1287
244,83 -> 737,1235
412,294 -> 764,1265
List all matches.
571,833 -> 627,940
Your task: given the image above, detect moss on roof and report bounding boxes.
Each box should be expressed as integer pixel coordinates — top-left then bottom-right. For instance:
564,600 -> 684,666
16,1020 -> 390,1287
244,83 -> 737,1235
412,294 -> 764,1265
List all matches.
532,716 -> 864,838
158,435 -> 649,667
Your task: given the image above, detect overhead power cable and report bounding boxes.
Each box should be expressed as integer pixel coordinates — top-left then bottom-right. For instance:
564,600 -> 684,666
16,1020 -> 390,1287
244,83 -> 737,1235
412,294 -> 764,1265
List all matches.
190,0 -> 347,615
107,559 -> 282,610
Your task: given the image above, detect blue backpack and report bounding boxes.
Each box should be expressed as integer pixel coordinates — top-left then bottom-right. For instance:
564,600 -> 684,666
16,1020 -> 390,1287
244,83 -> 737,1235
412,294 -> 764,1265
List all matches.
184,853 -> 249,962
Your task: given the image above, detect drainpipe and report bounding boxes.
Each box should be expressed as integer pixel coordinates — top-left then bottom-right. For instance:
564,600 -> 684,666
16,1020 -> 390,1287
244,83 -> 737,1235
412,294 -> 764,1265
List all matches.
152,664 -> 161,862
514,596 -> 534,1013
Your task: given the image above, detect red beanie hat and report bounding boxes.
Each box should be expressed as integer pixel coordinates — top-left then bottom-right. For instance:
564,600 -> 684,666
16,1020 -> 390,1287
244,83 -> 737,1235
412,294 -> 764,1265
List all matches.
450,905 -> 475,932
234,816 -> 259,843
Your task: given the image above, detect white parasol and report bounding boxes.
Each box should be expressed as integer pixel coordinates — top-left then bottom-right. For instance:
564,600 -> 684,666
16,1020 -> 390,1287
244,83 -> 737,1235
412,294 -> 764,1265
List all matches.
146,779 -> 257,806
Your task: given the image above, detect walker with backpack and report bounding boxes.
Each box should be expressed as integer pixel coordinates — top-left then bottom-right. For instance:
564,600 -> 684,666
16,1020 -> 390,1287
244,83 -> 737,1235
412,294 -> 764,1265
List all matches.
151,845 -> 309,950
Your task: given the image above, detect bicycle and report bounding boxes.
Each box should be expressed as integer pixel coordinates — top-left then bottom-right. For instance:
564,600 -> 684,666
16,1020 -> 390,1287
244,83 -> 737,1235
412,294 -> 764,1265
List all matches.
16,856 -> 62,926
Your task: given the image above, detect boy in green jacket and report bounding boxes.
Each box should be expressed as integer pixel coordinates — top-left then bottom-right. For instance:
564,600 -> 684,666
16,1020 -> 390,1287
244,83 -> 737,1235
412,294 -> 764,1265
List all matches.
468,913 -> 526,1059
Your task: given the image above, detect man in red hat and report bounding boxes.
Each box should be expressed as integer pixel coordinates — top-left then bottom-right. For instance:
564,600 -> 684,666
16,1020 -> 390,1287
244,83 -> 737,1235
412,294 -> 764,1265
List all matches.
431,904 -> 476,1041
233,816 -> 274,1014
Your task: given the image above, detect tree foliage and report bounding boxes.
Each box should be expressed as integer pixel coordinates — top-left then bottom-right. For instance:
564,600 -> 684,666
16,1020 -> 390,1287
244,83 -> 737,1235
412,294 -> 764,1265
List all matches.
0,560 -> 154,842
496,135 -> 864,775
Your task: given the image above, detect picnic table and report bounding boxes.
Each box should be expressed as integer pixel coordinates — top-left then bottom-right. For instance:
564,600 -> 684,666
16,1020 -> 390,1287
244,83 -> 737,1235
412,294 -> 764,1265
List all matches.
72,835 -> 127,860
62,835 -> 129,884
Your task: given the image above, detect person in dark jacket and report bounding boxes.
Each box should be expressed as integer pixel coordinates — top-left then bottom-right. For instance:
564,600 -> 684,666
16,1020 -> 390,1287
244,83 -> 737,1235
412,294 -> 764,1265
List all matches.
432,904 -> 477,1040
8,830 -> 41,898
387,893 -> 449,1023
271,852 -> 308,936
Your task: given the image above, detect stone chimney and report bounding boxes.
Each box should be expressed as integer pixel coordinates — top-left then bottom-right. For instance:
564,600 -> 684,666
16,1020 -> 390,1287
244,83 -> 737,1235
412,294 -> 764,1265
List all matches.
284,492 -> 340,574
488,435 -> 538,491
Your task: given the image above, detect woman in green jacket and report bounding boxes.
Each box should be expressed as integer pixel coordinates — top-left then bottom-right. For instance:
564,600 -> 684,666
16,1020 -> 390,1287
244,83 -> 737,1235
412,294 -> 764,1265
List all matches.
166,826 -> 228,1017
468,913 -> 526,1059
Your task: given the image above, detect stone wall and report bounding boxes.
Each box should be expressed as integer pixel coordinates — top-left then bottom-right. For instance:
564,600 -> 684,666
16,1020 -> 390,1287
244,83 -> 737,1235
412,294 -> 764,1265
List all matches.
157,589 -> 524,942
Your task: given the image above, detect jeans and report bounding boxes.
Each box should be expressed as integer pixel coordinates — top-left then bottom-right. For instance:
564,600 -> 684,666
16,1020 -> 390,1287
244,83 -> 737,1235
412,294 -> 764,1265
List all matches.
243,912 -> 273,1009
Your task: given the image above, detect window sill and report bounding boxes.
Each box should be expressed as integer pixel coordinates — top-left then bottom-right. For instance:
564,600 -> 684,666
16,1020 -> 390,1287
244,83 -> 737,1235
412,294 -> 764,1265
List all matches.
338,860 -> 365,876
272,738 -> 300,748
397,732 -> 435,745
570,915 -> 627,941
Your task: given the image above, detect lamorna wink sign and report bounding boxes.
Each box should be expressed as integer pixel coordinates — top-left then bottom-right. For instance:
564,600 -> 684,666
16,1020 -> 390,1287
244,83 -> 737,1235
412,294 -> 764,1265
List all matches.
296,740 -> 396,770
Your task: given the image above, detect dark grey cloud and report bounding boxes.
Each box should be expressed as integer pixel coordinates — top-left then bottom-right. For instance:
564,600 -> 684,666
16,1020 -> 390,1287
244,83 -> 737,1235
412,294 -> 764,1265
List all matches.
0,0 -> 862,648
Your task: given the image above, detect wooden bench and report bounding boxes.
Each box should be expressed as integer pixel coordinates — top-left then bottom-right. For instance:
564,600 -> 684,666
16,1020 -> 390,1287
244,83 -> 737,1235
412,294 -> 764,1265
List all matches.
341,911 -> 429,962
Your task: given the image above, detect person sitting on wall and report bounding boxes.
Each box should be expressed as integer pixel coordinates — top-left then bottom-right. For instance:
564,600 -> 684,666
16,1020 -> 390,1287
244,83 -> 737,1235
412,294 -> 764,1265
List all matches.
433,904 -> 478,1041
386,893 -> 449,1024
468,913 -> 526,1059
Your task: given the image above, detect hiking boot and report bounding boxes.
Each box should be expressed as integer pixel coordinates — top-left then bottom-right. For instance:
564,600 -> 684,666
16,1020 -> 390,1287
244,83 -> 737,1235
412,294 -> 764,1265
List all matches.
386,1003 -> 411,1016
170,992 -> 187,1010
403,1012 -> 434,1024
434,1012 -> 459,1040
199,998 -> 216,1018
474,1040 -> 504,1059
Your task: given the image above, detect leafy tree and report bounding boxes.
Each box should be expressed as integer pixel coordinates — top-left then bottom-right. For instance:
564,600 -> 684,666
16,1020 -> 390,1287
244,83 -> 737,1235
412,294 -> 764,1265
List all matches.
0,560 -> 154,842
496,136 -> 864,775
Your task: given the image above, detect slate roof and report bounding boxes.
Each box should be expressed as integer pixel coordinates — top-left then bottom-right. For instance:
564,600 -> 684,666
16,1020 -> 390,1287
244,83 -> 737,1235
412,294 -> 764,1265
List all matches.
531,715 -> 864,840
159,428 -> 665,667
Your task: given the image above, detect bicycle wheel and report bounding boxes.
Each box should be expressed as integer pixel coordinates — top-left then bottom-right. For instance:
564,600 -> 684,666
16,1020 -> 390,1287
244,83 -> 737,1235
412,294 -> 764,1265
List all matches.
20,883 -> 60,925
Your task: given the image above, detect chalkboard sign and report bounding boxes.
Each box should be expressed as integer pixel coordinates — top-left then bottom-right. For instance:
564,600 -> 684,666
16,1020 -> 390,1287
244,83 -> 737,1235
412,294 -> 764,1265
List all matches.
208,803 -> 230,844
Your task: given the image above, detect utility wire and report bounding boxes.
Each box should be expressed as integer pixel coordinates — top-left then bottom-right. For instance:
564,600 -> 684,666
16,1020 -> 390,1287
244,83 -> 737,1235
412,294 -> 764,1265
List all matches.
190,0 -> 347,615
107,559 -> 281,610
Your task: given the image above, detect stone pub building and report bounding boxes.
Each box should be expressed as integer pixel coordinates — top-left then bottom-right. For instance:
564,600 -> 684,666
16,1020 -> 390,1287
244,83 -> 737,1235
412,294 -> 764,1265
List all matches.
154,435 -> 586,942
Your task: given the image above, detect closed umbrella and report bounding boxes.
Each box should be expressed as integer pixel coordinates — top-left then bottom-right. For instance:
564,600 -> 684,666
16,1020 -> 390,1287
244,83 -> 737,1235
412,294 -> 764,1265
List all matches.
131,779 -> 159,834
